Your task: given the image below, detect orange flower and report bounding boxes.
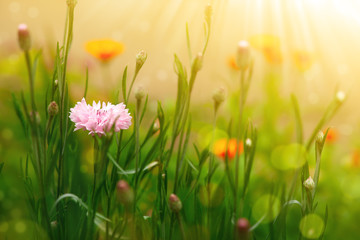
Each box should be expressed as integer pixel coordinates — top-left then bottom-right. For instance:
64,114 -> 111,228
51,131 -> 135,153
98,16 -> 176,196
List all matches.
324,128 -> 338,143
249,34 -> 282,65
293,50 -> 314,72
227,55 -> 240,70
213,138 -> 243,160
85,39 -> 124,62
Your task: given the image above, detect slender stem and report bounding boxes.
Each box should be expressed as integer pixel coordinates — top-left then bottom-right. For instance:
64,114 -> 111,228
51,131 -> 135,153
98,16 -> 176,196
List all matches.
177,213 -> 186,240
207,110 -> 217,229
58,5 -> 74,197
24,48 -> 53,240
133,98 -> 141,215
234,70 -> 246,219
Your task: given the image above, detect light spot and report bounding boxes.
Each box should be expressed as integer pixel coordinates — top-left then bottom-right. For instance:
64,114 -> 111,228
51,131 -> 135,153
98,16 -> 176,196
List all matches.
2,128 -> 14,140
111,31 -> 123,41
28,7 -> 39,19
252,194 -> 281,223
271,144 -> 307,170
15,221 -> 26,233
198,183 -> 224,207
9,2 -> 21,13
156,70 -> 168,82
299,214 -> 324,239
0,222 -> 9,232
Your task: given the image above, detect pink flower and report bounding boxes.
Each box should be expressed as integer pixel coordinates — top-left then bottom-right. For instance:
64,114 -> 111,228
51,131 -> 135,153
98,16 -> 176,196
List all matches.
69,98 -> 132,136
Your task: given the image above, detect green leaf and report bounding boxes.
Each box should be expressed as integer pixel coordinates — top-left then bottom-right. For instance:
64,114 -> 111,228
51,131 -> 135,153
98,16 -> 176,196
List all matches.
122,66 -> 128,102
0,162 -> 4,174
84,67 -> 89,98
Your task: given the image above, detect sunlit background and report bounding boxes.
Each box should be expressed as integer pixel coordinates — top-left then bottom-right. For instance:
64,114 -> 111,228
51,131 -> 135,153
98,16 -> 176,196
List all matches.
1,0 -> 360,139
2,1 -> 360,238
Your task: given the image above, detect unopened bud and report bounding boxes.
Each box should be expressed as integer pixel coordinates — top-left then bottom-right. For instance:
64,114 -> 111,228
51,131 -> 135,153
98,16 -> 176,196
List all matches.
153,119 -> 160,133
316,131 -> 324,146
335,91 -> 346,103
192,52 -> 203,73
135,86 -> 145,101
303,176 -> 315,191
54,80 -> 58,88
204,4 -> 213,25
169,193 -> 182,213
236,40 -> 250,70
18,24 -> 31,51
66,0 -> 77,7
116,180 -> 134,206
237,218 -> 250,240
51,221 -> 57,229
245,138 -> 252,148
135,50 -> 147,73
48,101 -> 59,117
212,87 -> 225,105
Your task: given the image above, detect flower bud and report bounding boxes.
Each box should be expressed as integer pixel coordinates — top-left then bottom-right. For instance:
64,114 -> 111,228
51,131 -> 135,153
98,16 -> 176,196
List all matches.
213,87 -> 225,113
153,119 -> 160,133
54,80 -> 58,88
48,101 -> 59,117
116,180 -> 134,206
335,91 -> 346,103
169,193 -> 182,213
212,87 -> 225,105
135,50 -> 147,73
192,52 -> 203,73
245,138 -> 252,148
18,24 -> 31,51
316,131 -> 324,145
51,221 -> 58,229
135,86 -> 145,101
67,0 -> 77,7
303,176 -> 315,191
236,218 -> 250,240
236,40 -> 250,70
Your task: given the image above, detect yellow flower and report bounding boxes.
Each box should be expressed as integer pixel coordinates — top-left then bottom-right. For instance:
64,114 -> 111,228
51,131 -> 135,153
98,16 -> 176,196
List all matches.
292,50 -> 314,72
85,39 -> 124,62
249,34 -> 283,65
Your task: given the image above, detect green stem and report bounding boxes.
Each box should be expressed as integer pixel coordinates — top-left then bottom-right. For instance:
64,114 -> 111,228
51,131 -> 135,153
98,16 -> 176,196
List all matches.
133,98 -> 141,215
234,70 -> 246,219
207,110 -> 217,229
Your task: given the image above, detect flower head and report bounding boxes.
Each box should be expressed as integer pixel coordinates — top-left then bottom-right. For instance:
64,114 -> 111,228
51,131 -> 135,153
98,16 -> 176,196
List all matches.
85,39 -> 124,62
249,34 -> 282,65
69,98 -> 132,136
18,24 -> 31,51
213,138 -> 243,160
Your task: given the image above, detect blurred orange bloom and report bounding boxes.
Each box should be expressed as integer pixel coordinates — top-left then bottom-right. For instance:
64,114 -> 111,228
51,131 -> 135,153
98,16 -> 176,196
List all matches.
293,50 -> 314,72
227,55 -> 240,70
85,39 -> 124,62
352,150 -> 360,167
249,34 -> 282,65
324,128 -> 338,143
213,138 -> 243,160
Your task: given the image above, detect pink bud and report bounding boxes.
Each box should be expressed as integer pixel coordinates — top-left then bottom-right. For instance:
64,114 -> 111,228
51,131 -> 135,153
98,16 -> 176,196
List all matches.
116,180 -> 134,206
169,193 -> 182,213
236,41 -> 250,70
18,24 -> 31,51
237,218 -> 250,240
